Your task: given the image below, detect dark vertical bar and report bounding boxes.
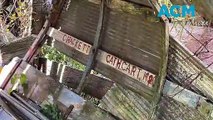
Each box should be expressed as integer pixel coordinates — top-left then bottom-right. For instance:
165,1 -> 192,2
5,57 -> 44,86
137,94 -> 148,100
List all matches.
75,0 -> 106,93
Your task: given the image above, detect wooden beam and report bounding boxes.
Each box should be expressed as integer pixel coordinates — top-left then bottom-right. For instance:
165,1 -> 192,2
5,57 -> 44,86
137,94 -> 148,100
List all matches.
76,0 -> 106,93
50,0 -> 67,26
23,20 -> 50,63
168,36 -> 213,101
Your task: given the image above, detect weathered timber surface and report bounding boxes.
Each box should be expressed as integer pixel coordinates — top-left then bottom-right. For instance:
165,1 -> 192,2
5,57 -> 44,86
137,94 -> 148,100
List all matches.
55,87 -> 119,120
56,0 -> 165,74
171,0 -> 213,20
0,57 -> 59,104
156,95 -> 206,120
72,101 -> 118,120
163,80 -> 201,108
0,58 -> 117,119
49,28 -> 155,100
125,0 -> 152,7
99,84 -> 152,120
32,0 -> 48,34
170,25 -> 213,71
168,37 -> 213,102
0,35 -> 35,64
56,66 -> 114,99
50,0 -> 168,101
100,82 -> 211,120
162,80 -> 213,119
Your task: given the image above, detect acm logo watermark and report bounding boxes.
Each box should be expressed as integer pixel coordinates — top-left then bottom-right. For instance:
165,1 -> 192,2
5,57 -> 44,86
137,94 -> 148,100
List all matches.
158,4 -> 211,27
158,5 -> 195,18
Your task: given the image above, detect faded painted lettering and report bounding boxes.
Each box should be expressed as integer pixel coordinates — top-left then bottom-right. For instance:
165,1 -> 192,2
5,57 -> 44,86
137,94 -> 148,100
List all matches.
100,52 -> 156,87
47,28 -> 92,55
48,27 -> 156,88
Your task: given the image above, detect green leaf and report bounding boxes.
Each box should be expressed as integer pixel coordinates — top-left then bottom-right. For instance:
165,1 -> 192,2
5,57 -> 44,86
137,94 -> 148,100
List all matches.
11,74 -> 18,85
20,74 -> 27,85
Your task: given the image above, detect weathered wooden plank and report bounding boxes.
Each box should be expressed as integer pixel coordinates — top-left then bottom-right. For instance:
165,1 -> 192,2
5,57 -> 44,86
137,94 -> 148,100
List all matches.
168,37 -> 213,102
163,80 -> 202,108
99,84 -> 152,120
0,57 -> 119,119
23,20 -> 50,62
0,35 -> 35,65
57,66 -> 114,99
56,0 -> 165,74
48,0 -> 168,102
71,101 -> 119,120
99,80 -> 213,120
47,27 -> 157,99
57,87 -> 119,120
157,95 -> 207,120
0,21 -> 49,89
163,80 -> 213,119
76,0 -> 106,93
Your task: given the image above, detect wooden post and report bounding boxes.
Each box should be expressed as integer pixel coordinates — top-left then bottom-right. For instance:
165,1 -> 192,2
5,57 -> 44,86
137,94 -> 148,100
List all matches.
23,20 -> 50,63
75,0 -> 106,93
